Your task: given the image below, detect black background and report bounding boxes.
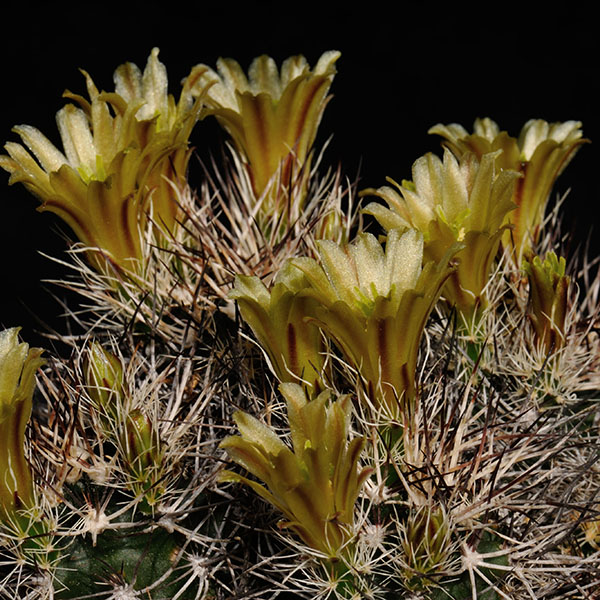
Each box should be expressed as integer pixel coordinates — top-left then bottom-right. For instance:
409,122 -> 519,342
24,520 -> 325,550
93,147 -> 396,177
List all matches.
1,4 -> 598,348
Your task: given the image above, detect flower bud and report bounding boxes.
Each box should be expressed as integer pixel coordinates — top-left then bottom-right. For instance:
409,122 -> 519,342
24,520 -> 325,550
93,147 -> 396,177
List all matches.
399,505 -> 453,590
123,409 -> 161,477
83,342 -> 124,414
524,252 -> 570,354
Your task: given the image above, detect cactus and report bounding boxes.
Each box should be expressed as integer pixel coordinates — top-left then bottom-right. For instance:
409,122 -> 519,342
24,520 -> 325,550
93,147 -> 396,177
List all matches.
1,49 -> 599,600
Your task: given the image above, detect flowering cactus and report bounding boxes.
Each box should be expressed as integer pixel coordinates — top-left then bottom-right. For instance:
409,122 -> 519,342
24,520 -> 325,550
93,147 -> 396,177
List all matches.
1,50 -> 599,600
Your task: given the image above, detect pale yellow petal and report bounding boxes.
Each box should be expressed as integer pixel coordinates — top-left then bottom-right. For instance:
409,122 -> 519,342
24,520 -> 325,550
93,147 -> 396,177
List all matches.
519,119 -> 549,161
389,229 -> 423,298
280,55 -> 309,87
363,200 -> 411,232
349,233 -> 386,299
440,149 -> 469,225
314,50 -> 341,76
12,125 -> 67,173
317,239 -> 358,305
248,55 -> 281,98
138,47 -> 169,122
56,105 -> 96,172
473,117 -> 500,141
232,411 -> 287,457
113,60 -> 143,103
217,57 -> 251,95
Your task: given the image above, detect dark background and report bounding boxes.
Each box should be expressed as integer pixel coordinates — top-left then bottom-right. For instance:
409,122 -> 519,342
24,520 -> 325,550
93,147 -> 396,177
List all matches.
2,4 -> 598,348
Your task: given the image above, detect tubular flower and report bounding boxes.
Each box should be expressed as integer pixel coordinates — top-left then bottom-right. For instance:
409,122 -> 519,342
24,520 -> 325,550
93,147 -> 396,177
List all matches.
0,328 -> 45,519
230,262 -> 326,394
187,51 -> 340,222
291,229 -> 457,415
364,150 -> 518,321
220,383 -> 371,559
523,252 -> 570,354
0,48 -> 206,271
429,118 -> 587,262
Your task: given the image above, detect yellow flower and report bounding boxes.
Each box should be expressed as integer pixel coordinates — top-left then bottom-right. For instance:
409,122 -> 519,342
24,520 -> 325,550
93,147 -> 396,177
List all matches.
230,262 -> 326,394
220,383 -> 371,559
0,328 -> 45,518
364,150 -> 518,320
0,48 -> 205,271
291,229 -> 457,415
429,118 -> 587,262
187,51 -> 340,223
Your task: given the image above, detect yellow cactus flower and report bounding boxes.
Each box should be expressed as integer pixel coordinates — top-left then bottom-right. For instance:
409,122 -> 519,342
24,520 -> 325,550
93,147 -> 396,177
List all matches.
429,118 -> 587,262
364,150 -> 517,322
0,328 -> 45,519
230,262 -> 326,394
291,229 -> 457,415
523,252 -> 570,354
187,51 -> 340,223
220,383 -> 371,559
0,48 -> 205,271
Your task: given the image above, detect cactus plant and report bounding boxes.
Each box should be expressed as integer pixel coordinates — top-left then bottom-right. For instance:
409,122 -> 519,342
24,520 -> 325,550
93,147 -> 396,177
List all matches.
1,48 -> 599,600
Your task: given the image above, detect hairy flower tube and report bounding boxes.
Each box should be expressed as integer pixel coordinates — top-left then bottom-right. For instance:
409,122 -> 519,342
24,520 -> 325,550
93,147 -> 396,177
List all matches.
290,229 -> 457,415
429,118 -> 586,262
364,150 -> 519,321
187,51 -> 340,225
220,383 -> 371,559
0,48 -> 206,271
0,328 -> 45,519
524,252 -> 570,354
230,262 -> 326,394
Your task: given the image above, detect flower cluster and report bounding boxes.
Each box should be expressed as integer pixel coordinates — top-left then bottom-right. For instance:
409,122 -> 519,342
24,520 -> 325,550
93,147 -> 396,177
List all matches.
0,48 -> 205,271
429,117 -> 586,262
1,49 -> 597,600
364,149 -> 519,320
233,229 -> 457,417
